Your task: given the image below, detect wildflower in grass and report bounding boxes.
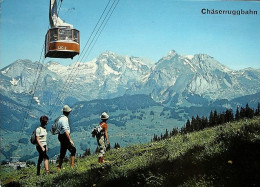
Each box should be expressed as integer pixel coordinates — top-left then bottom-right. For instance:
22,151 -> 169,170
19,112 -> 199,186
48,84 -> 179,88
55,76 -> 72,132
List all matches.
228,160 -> 233,164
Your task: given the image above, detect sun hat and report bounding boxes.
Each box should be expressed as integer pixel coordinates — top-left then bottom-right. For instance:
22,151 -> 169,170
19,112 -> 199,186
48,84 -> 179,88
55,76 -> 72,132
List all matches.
100,112 -> 109,120
62,105 -> 72,112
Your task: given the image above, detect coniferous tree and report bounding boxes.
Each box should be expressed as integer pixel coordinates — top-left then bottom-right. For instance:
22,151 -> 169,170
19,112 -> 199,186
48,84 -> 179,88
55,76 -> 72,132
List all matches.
180,126 -> 186,134
152,134 -> 157,142
201,116 -> 208,129
171,127 -> 178,136
218,113 -> 225,124
114,142 -> 121,149
235,106 -> 240,120
209,110 -> 214,127
255,103 -> 260,116
240,107 -> 246,118
164,129 -> 169,138
245,103 -> 254,118
213,109 -> 218,126
191,116 -> 196,131
196,115 -> 202,130
225,109 -> 234,122
185,119 -> 191,133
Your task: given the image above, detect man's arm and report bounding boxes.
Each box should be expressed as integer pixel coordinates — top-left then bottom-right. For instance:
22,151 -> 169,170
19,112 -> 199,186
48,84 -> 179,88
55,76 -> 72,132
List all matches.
65,131 -> 74,146
36,136 -> 45,151
104,130 -> 109,145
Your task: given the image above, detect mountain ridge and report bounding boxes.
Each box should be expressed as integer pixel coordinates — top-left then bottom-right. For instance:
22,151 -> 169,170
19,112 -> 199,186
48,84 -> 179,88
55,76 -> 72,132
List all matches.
1,50 -> 259,108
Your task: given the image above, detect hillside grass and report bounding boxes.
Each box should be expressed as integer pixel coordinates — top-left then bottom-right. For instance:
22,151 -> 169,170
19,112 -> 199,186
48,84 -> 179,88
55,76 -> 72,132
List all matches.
1,117 -> 260,186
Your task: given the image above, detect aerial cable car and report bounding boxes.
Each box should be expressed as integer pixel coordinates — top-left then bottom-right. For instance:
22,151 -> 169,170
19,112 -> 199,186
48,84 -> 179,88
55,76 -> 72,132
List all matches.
45,0 -> 80,59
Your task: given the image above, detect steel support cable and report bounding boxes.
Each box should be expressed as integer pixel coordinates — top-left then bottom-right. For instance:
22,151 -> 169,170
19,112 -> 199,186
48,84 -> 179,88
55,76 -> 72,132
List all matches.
79,0 -> 118,63
62,0 -> 120,101
19,0 -> 63,133
54,0 -> 119,105
83,0 -> 120,62
17,0 -> 64,146
48,0 -> 119,115
48,0 -> 113,113
48,0 -> 116,117
18,44 -> 46,143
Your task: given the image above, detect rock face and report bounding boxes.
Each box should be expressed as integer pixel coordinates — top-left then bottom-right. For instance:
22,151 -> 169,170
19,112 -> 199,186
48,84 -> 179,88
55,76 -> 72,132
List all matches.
1,50 -> 260,108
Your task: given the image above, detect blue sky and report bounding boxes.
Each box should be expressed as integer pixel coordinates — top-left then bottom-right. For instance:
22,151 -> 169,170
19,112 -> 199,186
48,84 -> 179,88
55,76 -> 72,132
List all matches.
1,0 -> 260,70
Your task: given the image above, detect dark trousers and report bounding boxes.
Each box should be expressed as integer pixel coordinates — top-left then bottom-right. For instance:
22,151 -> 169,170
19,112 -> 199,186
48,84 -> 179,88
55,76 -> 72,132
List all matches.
58,134 -> 76,160
36,145 -> 49,164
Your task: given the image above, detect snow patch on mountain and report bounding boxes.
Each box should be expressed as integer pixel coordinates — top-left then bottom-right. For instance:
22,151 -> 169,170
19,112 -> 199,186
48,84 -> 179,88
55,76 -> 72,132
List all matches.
1,50 -> 259,108
10,78 -> 20,86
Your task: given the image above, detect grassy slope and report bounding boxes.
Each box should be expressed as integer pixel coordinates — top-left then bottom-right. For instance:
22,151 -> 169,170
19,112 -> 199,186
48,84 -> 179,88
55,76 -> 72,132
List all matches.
1,117 -> 260,187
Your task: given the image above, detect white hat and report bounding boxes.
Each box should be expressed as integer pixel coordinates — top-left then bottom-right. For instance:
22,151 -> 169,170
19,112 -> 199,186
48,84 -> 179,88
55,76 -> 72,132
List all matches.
62,105 -> 72,112
100,112 -> 109,120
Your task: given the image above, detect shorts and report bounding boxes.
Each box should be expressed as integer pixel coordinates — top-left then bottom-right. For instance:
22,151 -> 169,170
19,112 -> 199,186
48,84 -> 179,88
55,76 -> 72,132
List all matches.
58,133 -> 76,159
97,135 -> 106,157
36,145 -> 49,163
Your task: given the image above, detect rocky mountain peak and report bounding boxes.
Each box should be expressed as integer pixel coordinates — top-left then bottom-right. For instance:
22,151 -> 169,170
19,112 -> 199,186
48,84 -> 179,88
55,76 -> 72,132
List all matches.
1,50 -> 259,108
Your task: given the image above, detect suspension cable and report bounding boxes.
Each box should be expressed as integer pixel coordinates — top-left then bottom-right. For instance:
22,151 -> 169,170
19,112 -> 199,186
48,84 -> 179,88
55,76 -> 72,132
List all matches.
18,0 -> 64,147
48,0 -> 120,118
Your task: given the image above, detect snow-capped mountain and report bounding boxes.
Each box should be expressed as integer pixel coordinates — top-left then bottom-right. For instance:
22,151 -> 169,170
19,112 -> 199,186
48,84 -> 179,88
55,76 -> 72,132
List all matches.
1,50 -> 260,108
142,50 -> 260,106
0,52 -> 152,107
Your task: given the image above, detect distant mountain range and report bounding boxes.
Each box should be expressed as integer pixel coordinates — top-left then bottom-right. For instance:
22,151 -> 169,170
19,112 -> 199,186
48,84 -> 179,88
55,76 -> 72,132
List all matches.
1,50 -> 259,108
0,50 -> 259,161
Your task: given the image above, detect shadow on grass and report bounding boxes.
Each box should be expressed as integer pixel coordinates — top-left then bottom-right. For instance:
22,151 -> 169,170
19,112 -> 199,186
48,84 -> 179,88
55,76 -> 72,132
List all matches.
5,123 -> 260,187
103,135 -> 260,186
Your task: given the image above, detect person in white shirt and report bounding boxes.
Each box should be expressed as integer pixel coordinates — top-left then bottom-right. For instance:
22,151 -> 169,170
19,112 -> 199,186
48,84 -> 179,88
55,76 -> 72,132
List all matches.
36,115 -> 49,175
57,105 -> 76,170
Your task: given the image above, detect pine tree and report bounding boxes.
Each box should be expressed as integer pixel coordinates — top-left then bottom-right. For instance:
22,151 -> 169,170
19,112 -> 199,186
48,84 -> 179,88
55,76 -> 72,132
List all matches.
114,142 -> 120,149
209,110 -> 214,127
235,106 -> 240,120
185,119 -> 191,133
196,115 -> 202,130
218,113 -> 225,124
240,107 -> 246,118
191,116 -> 196,131
164,129 -> 169,139
201,116 -> 208,129
225,109 -> 234,122
255,103 -> 260,116
245,103 -> 254,118
213,109 -> 218,126
153,134 -> 157,141
171,127 -> 178,136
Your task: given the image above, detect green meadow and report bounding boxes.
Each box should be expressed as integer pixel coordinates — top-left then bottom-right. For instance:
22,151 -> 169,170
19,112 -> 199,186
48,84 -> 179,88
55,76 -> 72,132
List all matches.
1,116 -> 259,186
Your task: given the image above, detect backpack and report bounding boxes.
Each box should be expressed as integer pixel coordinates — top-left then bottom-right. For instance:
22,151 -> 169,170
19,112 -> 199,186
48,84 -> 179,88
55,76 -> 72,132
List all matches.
91,123 -> 105,137
30,127 -> 41,145
50,116 -> 62,135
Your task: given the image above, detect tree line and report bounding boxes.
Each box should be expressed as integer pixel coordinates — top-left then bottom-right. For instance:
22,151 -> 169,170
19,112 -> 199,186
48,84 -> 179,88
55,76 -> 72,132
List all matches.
152,103 -> 260,142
